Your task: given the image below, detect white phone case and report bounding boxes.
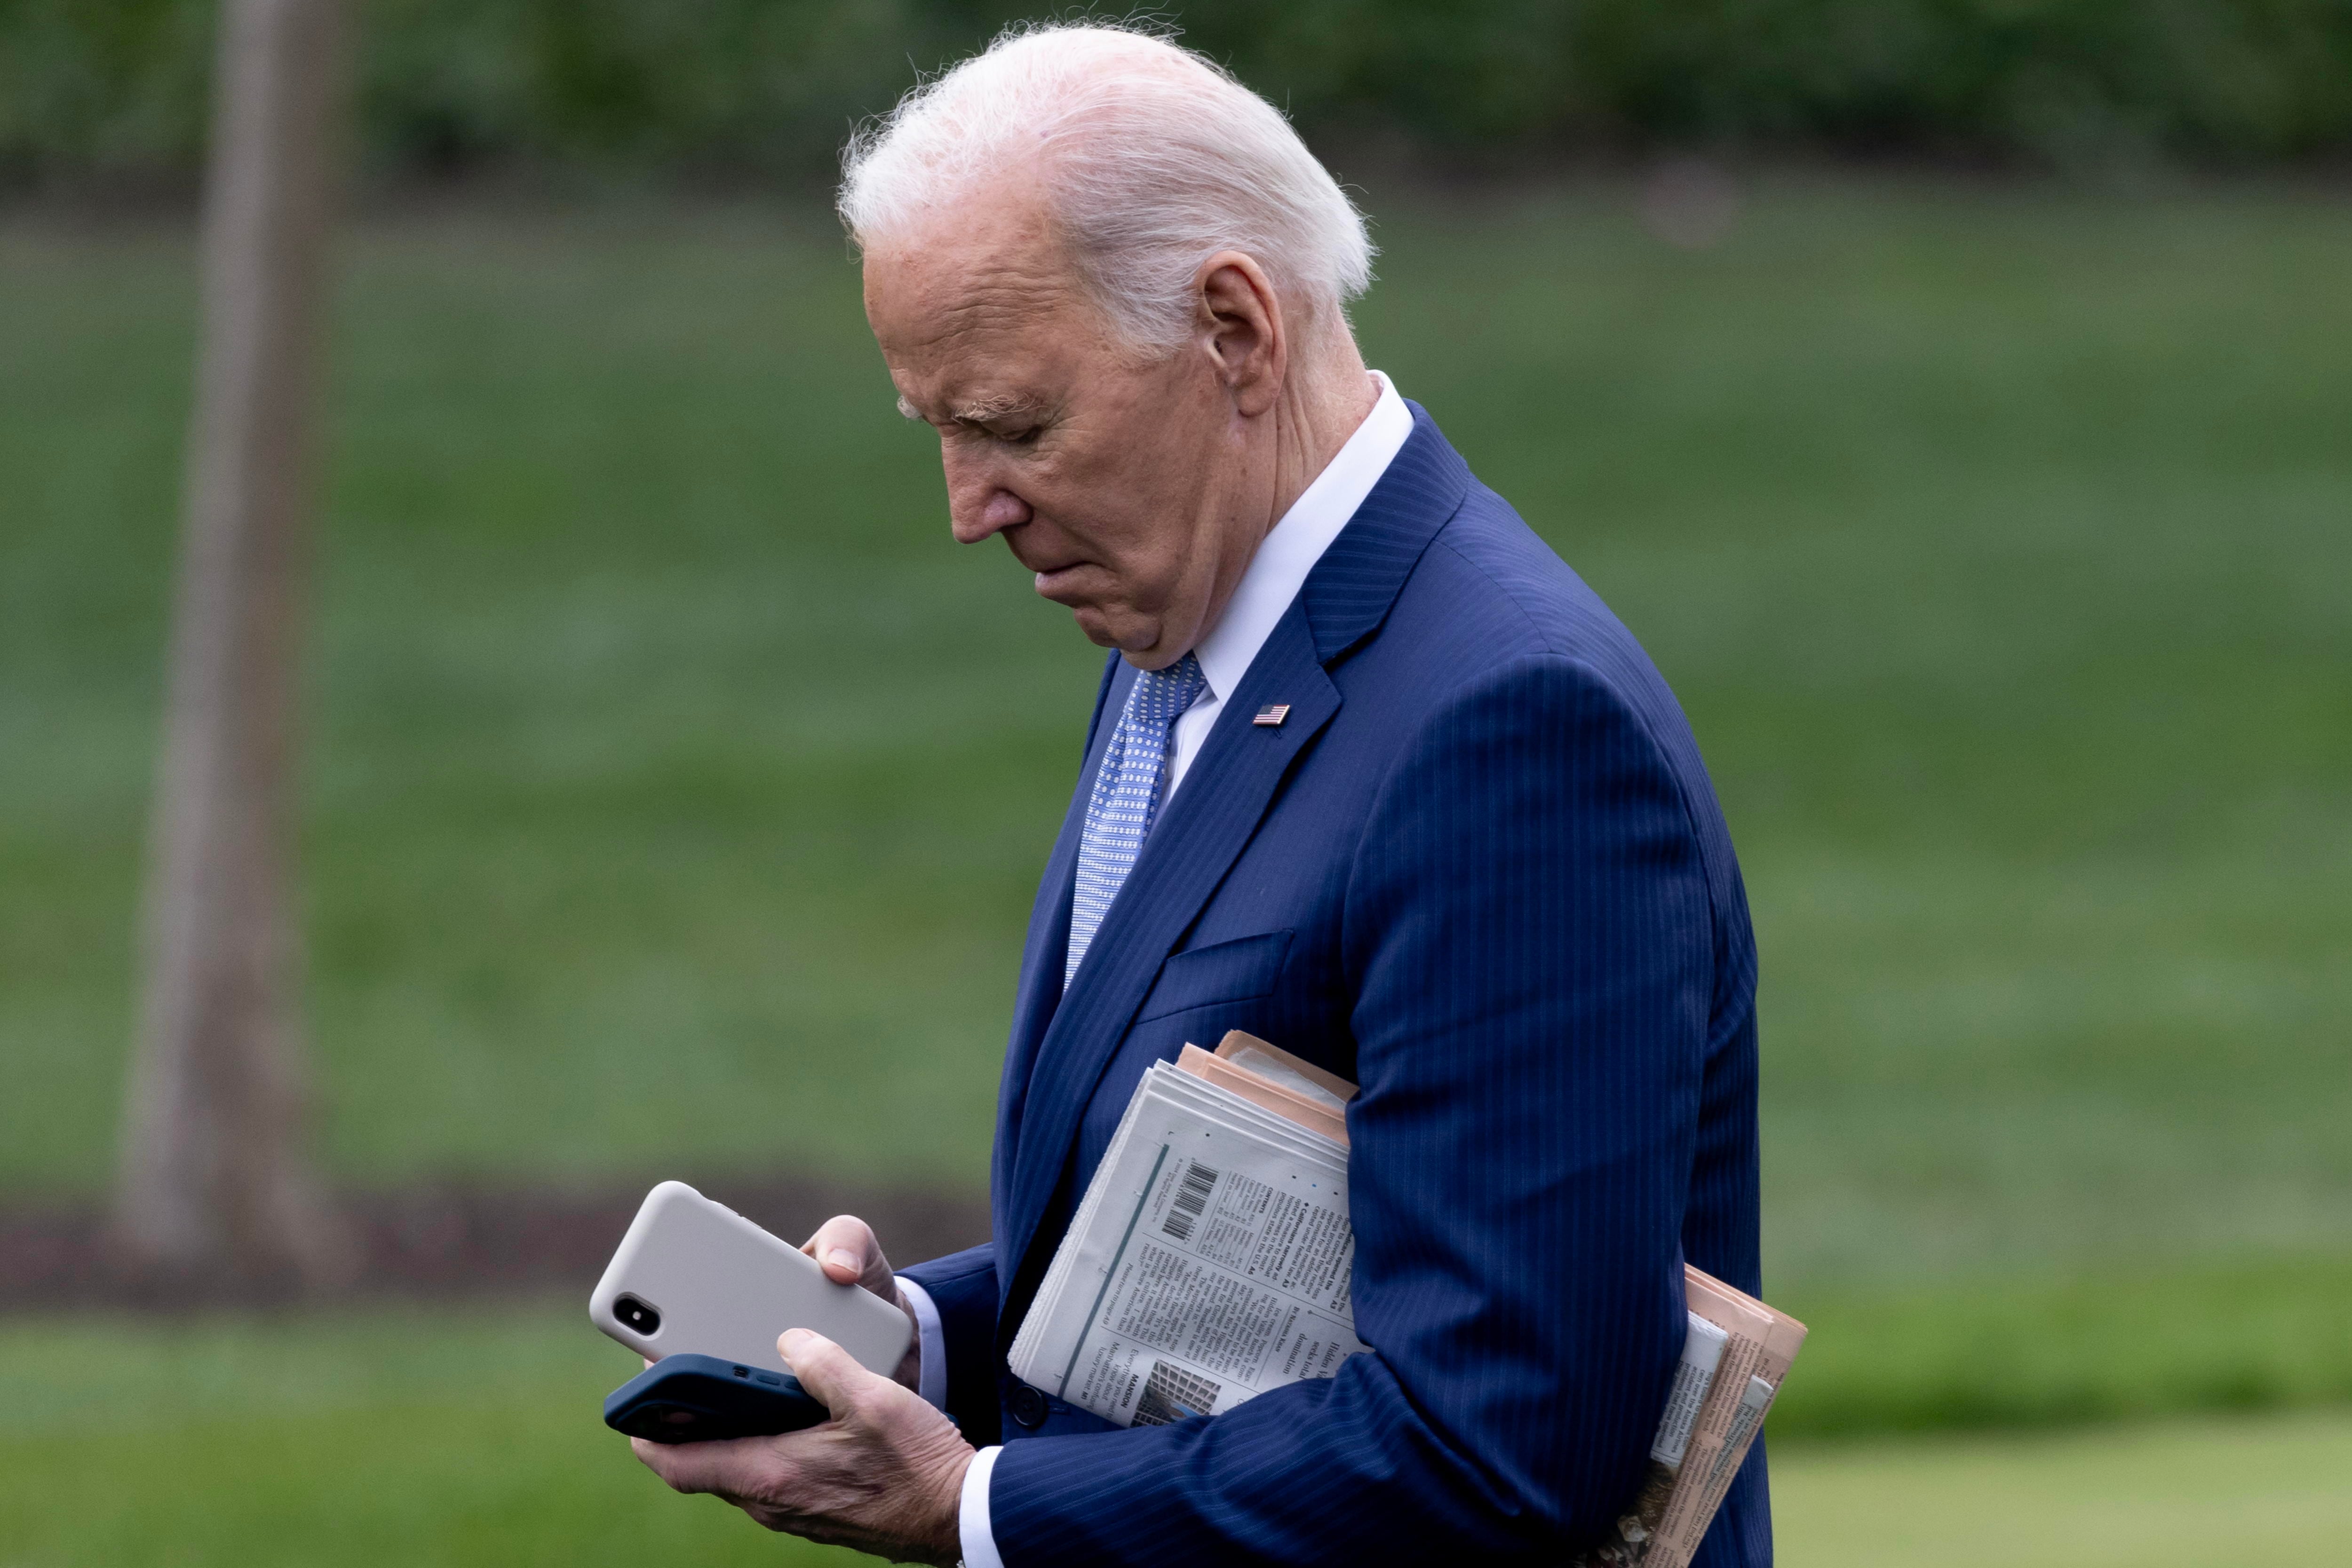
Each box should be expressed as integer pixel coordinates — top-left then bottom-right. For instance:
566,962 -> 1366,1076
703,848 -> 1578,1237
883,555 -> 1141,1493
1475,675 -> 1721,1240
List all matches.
588,1181 -> 914,1377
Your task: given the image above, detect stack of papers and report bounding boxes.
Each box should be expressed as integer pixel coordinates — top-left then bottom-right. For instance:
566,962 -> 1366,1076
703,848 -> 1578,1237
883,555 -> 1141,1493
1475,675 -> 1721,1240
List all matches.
1008,1029 -> 1806,1565
1581,1271 -> 1807,1567
1007,1038 -> 1366,1426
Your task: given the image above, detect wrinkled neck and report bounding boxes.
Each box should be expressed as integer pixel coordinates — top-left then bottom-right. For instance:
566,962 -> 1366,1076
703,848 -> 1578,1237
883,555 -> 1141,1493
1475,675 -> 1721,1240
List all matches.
1263,340 -> 1380,535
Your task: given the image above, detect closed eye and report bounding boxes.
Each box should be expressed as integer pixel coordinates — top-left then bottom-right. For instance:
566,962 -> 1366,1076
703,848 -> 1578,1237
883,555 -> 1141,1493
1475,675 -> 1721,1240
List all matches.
952,417 -> 1045,448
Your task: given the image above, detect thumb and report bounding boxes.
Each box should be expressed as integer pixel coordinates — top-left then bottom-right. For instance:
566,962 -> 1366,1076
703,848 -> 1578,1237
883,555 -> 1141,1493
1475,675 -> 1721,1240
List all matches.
802,1214 -> 895,1297
779,1328 -> 873,1418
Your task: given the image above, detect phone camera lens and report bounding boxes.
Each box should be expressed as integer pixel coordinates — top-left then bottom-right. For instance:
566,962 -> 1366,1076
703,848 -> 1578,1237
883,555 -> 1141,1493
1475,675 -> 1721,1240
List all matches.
616,1294 -> 661,1335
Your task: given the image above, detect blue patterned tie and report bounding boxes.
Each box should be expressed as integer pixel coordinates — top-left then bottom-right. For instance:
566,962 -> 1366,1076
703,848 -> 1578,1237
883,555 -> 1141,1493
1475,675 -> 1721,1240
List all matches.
1066,653 -> 1208,984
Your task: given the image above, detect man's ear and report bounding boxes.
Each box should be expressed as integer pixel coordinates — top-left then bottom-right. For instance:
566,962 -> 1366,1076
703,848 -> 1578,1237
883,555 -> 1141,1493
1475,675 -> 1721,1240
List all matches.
1194,251 -> 1286,418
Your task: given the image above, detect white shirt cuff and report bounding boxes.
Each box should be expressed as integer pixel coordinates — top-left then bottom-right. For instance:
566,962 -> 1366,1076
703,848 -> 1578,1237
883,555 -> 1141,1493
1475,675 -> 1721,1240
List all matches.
960,1444 -> 1005,1568
892,1275 -> 949,1412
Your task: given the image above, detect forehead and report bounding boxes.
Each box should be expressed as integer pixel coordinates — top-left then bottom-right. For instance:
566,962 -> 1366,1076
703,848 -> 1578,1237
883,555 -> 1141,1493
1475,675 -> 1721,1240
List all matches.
861,186 -> 1109,389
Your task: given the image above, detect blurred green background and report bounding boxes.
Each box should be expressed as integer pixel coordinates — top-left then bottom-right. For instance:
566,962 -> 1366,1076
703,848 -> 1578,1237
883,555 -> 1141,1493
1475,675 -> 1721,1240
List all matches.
4,3 -> 2351,1565
10,0 -> 2352,184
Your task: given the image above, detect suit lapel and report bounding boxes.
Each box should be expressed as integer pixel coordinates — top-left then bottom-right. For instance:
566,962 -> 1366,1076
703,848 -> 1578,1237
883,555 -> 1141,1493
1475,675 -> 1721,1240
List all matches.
996,404 -> 1474,1302
1000,610 -> 1341,1294
990,654 -> 1130,1250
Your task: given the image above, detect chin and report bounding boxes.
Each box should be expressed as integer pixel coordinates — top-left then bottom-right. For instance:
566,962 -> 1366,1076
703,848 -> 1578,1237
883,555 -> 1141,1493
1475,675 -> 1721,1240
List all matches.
1068,606 -> 1141,654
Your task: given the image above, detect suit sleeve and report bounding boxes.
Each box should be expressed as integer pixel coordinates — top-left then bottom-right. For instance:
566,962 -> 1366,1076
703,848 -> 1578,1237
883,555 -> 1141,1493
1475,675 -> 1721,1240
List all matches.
898,1243 -> 1005,1447
985,654 -> 1716,1564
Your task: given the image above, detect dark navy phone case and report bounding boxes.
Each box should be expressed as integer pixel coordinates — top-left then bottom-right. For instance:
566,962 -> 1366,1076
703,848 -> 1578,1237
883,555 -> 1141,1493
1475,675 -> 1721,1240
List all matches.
603,1352 -> 831,1443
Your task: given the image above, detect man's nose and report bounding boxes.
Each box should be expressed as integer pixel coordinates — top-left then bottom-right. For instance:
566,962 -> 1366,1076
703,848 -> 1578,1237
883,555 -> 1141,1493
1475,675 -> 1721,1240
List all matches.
946,459 -> 1033,544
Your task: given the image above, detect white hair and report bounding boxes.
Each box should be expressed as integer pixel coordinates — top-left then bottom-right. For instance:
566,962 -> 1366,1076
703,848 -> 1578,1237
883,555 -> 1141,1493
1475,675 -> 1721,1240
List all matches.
838,22 -> 1375,354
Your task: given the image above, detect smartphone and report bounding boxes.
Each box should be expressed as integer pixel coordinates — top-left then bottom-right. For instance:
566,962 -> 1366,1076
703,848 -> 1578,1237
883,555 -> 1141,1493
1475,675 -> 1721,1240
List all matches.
588,1180 -> 913,1377
604,1353 -> 830,1443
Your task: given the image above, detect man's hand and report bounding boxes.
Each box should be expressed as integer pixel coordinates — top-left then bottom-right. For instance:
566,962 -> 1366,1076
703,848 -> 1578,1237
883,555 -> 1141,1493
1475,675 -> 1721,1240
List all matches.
632,1327 -> 972,1566
803,1213 -> 923,1391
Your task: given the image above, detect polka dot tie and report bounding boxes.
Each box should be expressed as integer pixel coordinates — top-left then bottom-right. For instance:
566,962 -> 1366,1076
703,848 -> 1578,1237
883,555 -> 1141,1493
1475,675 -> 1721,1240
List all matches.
1065,653 -> 1208,985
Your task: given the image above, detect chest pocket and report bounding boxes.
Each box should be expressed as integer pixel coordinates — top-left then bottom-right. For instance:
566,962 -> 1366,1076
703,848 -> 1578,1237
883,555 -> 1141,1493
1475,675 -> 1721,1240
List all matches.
1133,929 -> 1296,1025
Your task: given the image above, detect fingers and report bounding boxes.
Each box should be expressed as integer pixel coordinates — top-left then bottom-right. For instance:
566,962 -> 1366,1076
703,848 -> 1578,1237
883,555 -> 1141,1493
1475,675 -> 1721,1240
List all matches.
801,1214 -> 895,1295
632,1432 -> 780,1502
797,1217 -> 921,1390
632,1433 -> 688,1486
778,1328 -> 873,1419
631,1337 -> 972,1563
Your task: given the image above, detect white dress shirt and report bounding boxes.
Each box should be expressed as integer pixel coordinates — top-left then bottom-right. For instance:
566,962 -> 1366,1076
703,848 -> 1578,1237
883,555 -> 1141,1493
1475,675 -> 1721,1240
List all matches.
913,371 -> 1415,1568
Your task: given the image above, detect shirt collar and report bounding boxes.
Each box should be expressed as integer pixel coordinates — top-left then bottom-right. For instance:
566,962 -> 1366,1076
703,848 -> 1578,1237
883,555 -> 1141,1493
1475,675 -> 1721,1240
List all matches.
1192,371 -> 1414,703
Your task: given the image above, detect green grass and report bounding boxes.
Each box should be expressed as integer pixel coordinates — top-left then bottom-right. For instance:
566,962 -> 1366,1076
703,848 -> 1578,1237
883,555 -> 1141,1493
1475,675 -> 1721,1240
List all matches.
1775,1254 -> 2352,1437
0,1305 -> 2345,1567
3,178 -> 2349,1302
1772,1409 -> 2352,1567
0,1307 -> 857,1568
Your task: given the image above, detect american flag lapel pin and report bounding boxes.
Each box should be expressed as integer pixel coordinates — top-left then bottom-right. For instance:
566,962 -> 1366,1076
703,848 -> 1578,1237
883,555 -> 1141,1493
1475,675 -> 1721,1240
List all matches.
1253,704 -> 1291,728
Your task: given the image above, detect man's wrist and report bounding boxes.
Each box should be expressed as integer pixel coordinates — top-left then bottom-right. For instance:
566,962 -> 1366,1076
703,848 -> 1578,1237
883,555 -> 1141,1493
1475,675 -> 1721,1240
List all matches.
922,1439 -> 975,1567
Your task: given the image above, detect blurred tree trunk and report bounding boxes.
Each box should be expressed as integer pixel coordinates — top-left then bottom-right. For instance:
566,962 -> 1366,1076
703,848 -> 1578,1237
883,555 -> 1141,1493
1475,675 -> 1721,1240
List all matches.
115,0 -> 353,1293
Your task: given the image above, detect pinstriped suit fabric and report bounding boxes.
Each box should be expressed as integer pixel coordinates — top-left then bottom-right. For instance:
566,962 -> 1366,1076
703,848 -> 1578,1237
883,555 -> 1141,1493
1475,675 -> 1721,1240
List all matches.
902,408 -> 1767,1567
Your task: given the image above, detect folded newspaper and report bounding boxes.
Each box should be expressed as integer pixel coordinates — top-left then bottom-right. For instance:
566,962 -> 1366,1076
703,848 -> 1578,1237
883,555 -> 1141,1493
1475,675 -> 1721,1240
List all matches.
1006,1031 -> 1806,1567
1575,1269 -> 1808,1568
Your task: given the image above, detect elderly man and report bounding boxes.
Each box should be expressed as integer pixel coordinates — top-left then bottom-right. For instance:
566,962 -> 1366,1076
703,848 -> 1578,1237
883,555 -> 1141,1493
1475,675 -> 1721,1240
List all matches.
633,24 -> 1765,1568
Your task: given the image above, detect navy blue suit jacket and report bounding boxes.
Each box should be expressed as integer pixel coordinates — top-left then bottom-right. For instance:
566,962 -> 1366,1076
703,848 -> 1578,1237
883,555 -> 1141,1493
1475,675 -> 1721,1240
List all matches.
903,408 -> 1767,1566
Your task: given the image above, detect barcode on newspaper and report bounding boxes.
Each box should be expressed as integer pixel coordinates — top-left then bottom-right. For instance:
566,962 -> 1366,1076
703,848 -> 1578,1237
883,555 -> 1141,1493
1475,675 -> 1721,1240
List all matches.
1161,1160 -> 1220,1243
1132,1359 -> 1222,1427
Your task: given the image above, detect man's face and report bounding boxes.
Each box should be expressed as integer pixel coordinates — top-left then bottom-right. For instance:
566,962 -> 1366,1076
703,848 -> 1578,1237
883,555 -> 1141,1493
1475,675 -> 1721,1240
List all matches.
863,185 -> 1273,669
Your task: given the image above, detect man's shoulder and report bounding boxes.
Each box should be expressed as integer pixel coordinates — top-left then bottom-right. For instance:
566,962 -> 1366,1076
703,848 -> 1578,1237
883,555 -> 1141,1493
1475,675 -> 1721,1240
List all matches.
1383,480 -> 1681,729
1361,467 -> 1757,1020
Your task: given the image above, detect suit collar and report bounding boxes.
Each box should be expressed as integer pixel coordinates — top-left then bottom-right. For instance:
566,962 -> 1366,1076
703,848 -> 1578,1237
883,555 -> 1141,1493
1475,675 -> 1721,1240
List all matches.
1301,402 -> 1471,665
1190,372 -> 1416,704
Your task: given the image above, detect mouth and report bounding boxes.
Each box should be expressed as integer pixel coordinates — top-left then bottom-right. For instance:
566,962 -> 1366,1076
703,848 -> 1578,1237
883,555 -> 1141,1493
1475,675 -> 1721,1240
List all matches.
1028,561 -> 1095,603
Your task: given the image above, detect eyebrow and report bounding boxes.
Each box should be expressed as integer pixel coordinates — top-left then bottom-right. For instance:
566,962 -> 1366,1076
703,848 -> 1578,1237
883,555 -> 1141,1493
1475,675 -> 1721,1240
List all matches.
952,392 -> 1042,423
897,390 -> 1047,425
